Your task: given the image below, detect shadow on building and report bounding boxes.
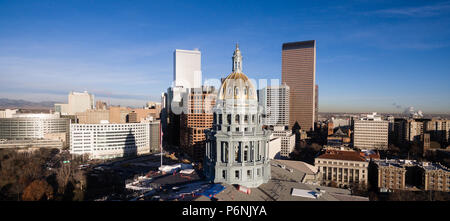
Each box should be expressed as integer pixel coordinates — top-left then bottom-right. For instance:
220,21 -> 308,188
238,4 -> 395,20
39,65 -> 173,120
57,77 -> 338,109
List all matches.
124,129 -> 138,158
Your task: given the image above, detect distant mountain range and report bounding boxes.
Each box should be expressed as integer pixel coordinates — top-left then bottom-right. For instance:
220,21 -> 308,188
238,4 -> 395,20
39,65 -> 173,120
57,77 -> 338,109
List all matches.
0,98 -> 57,109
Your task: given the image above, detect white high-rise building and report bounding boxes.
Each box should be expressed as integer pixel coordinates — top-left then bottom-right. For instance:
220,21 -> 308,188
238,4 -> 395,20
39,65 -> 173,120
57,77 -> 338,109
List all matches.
55,91 -> 94,115
353,112 -> 389,150
173,49 -> 202,89
258,84 -> 290,127
68,91 -> 94,115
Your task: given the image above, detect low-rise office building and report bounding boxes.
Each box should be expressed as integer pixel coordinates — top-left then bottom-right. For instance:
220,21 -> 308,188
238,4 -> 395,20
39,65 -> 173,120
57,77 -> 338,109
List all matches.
315,149 -> 370,188
70,122 -> 158,159
271,126 -> 295,158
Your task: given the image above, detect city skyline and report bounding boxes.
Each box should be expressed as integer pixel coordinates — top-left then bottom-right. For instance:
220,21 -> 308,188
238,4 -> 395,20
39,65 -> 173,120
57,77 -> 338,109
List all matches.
1,0 -> 450,114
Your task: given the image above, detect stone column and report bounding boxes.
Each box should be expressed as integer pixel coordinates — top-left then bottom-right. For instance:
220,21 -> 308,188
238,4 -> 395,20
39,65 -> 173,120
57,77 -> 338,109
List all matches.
331,166 -> 334,183
252,141 -> 256,166
216,141 -> 220,162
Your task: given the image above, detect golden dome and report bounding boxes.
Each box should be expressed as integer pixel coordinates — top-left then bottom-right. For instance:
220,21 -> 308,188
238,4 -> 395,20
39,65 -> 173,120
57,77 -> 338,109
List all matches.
218,72 -> 257,100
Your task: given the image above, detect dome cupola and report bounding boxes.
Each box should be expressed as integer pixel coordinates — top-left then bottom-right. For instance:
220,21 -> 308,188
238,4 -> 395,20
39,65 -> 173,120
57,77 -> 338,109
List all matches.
218,44 -> 257,101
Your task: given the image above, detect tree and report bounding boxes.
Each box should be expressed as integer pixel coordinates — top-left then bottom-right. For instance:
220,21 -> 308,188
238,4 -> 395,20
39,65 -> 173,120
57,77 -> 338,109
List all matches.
387,144 -> 400,155
22,179 -> 53,201
56,163 -> 72,194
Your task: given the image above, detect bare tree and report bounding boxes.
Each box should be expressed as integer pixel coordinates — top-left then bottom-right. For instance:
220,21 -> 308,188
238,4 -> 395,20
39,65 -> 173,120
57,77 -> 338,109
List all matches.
56,163 -> 72,194
22,179 -> 53,201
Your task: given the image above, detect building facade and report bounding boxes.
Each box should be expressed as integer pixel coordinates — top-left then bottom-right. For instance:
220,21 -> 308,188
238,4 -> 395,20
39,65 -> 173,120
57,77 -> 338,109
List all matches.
174,49 -> 202,89
270,126 -> 295,158
370,159 -> 408,191
418,162 -> 450,192
353,113 -> 389,150
70,122 -> 154,159
55,91 -> 94,115
315,84 -> 318,123
204,45 -> 271,188
282,40 -> 316,131
258,84 -> 289,127
425,119 -> 450,146
180,87 -> 216,161
68,91 -> 94,115
0,113 -> 70,141
0,109 -> 18,118
315,149 -> 369,188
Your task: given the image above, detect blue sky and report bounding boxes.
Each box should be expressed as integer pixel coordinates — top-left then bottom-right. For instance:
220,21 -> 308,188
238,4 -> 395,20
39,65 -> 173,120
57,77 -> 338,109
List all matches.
0,0 -> 449,113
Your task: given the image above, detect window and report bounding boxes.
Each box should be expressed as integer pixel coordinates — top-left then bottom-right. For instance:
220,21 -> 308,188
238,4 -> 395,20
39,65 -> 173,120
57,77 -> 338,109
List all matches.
235,145 -> 240,162
247,170 -> 252,178
244,146 -> 249,162
235,170 -> 240,179
222,170 -> 227,179
227,114 -> 231,124
235,87 -> 239,96
222,142 -> 229,163
235,114 -> 240,123
244,115 -> 248,123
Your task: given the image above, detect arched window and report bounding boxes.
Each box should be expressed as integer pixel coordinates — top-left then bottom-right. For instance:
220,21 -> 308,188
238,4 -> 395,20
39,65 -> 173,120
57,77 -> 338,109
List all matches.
228,87 -> 232,95
235,114 -> 240,123
244,87 -> 247,95
235,87 -> 239,96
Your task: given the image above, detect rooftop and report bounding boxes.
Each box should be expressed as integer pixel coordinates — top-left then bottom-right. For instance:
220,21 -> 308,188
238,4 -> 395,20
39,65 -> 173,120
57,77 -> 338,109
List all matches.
373,159 -> 418,169
316,149 -> 367,162
197,164 -> 368,201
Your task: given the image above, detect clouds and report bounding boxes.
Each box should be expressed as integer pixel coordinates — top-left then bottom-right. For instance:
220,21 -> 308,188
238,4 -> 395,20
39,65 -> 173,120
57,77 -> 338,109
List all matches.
370,1 -> 450,17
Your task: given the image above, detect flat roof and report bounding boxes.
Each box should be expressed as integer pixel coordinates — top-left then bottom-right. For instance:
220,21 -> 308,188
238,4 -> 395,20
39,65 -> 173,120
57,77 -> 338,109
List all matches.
282,40 -> 315,50
199,164 -> 368,201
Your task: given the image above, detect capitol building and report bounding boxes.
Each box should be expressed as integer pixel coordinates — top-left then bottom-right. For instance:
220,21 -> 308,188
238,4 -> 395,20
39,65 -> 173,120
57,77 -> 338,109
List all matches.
204,44 -> 271,188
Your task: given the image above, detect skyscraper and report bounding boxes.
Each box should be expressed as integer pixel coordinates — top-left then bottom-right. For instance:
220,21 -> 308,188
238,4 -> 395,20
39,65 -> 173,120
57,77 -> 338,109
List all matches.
258,84 -> 290,127
282,40 -> 316,131
173,49 -> 202,89
180,86 -> 217,162
68,91 -> 94,115
315,84 -> 318,123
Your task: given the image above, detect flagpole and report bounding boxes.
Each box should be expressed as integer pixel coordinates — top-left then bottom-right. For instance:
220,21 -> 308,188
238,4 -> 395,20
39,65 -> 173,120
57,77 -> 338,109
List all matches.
160,121 -> 163,167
